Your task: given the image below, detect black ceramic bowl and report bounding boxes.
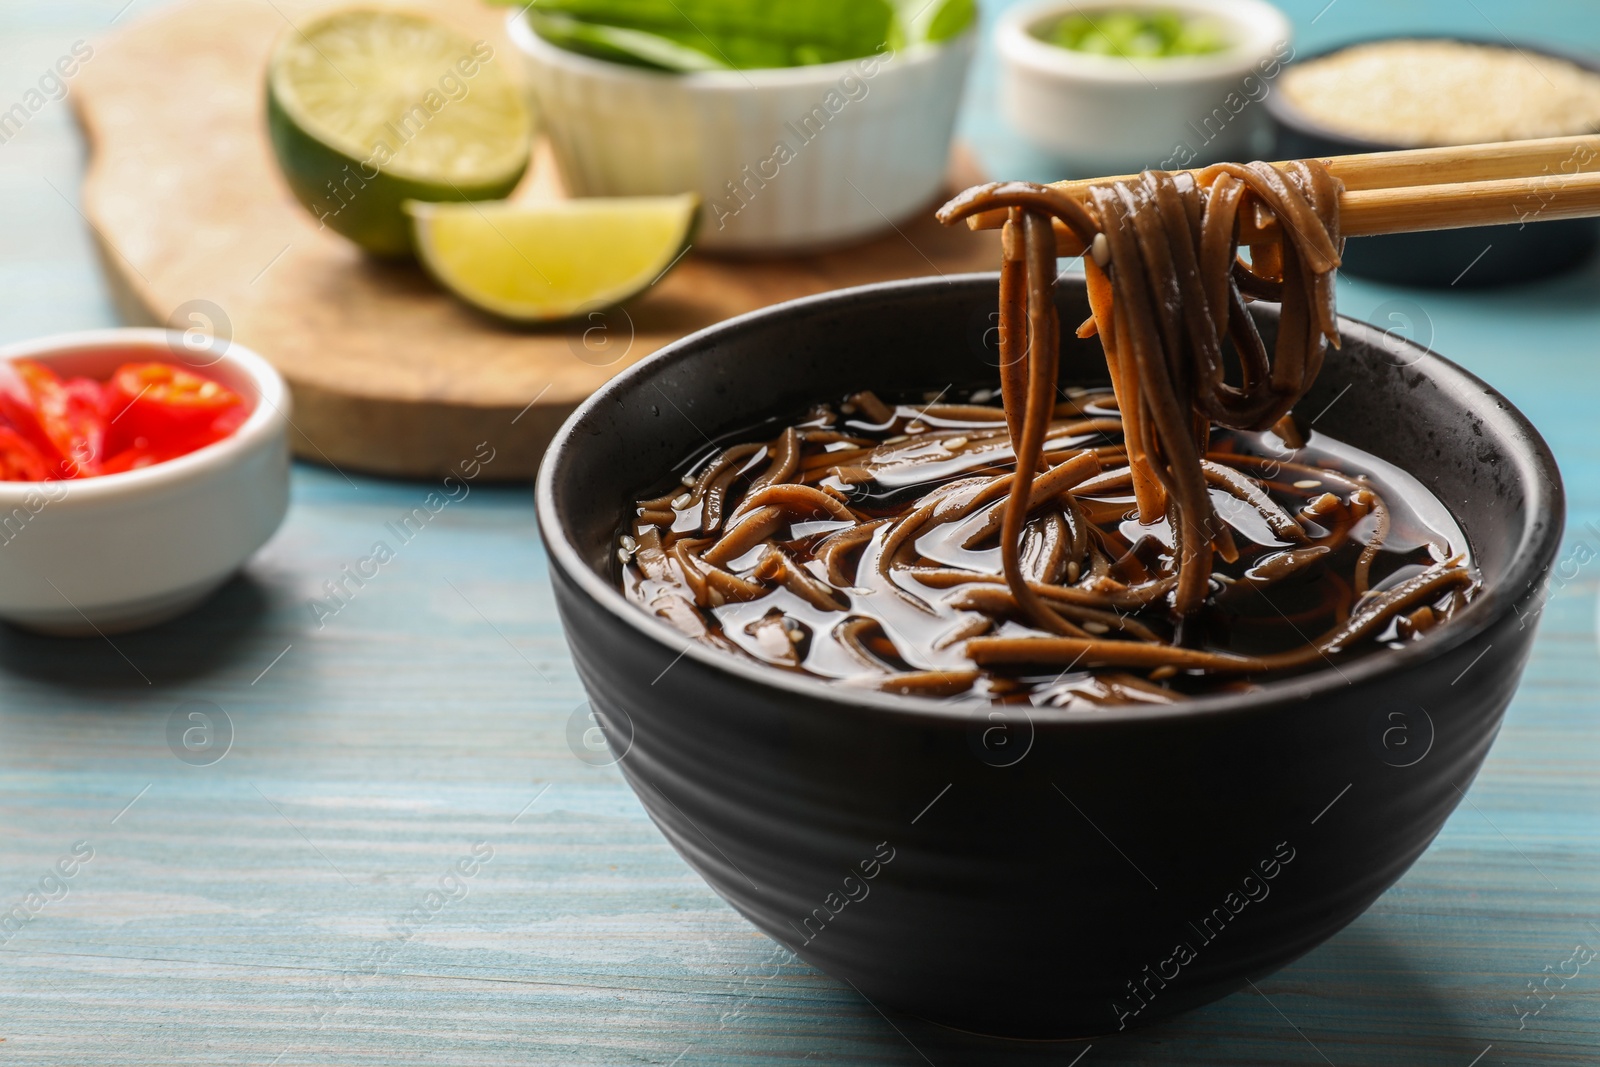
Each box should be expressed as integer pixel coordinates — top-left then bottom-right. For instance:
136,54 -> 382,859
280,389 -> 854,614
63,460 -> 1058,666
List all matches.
1267,36 -> 1600,287
535,275 -> 1563,1038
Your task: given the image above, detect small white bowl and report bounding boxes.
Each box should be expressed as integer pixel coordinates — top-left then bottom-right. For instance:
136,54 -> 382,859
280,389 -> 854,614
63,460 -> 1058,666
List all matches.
508,13 -> 976,254
0,329 -> 291,635
998,0 -> 1294,176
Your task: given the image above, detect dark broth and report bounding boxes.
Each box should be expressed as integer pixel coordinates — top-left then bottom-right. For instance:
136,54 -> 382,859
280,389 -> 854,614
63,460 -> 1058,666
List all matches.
618,386 -> 1476,708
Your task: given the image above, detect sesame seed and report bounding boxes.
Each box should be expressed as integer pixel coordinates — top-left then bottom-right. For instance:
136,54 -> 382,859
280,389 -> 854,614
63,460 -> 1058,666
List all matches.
1083,621 -> 1110,634
1293,479 -> 1322,489
1282,39 -> 1600,147
945,436 -> 968,450
1091,232 -> 1111,268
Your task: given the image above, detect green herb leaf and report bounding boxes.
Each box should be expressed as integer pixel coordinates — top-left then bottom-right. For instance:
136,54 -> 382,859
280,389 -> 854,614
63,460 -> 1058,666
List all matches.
526,0 -> 897,71
896,0 -> 977,45
529,13 -> 731,71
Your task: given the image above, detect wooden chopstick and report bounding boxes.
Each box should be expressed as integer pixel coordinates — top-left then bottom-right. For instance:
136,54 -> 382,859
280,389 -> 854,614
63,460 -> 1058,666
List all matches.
1294,134 -> 1600,191
965,135 -> 1600,256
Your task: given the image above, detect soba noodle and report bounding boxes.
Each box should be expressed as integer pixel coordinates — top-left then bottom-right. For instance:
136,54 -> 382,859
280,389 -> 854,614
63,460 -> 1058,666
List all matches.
618,162 -> 1478,705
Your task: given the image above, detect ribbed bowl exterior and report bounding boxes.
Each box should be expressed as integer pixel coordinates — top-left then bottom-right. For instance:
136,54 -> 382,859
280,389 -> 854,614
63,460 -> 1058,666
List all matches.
537,276 -> 1564,1037
508,16 -> 974,253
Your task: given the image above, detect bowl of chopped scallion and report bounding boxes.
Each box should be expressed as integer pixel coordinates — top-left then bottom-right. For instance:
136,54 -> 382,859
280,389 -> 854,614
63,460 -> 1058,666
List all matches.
997,0 -> 1293,176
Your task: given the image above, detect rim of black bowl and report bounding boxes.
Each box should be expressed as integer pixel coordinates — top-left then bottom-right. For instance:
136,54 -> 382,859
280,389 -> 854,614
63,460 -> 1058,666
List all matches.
1265,33 -> 1600,153
536,273 -> 1565,726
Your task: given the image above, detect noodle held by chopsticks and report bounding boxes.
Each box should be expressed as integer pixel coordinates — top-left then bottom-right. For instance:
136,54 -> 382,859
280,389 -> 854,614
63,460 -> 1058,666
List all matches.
936,163 -> 1343,614
616,160 -> 1477,705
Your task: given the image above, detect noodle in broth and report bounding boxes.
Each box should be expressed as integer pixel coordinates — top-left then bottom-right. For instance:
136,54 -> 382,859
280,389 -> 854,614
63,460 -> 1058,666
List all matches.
617,162 -> 1479,706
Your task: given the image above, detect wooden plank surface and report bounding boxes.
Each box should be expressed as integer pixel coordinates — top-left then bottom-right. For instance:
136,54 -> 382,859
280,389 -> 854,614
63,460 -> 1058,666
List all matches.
72,0 -> 1000,479
2,1 -> 1599,1064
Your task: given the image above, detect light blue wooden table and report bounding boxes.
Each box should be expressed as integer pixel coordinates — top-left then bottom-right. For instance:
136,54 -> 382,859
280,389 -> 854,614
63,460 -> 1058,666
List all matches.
1,2 -> 1597,1063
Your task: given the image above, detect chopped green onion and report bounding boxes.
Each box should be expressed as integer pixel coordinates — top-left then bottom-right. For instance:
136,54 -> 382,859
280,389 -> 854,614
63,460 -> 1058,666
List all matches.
1039,8 -> 1230,59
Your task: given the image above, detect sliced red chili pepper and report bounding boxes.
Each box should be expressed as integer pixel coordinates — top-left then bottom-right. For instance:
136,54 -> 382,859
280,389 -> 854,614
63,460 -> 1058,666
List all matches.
105,362 -> 246,456
0,360 -> 104,476
99,445 -> 163,475
58,376 -> 108,476
0,358 -> 249,481
0,425 -> 53,481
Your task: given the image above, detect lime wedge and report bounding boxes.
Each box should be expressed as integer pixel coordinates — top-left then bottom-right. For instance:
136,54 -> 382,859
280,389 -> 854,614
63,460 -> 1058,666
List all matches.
406,196 -> 699,323
267,9 -> 532,257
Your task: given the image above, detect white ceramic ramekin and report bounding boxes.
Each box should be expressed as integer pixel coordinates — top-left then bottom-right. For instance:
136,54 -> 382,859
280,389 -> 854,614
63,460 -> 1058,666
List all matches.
508,14 -> 976,254
998,0 -> 1294,176
0,329 -> 291,635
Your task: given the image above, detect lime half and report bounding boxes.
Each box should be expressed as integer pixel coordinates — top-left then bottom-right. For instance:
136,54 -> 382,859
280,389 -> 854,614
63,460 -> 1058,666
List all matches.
267,9 -> 532,256
406,195 -> 699,323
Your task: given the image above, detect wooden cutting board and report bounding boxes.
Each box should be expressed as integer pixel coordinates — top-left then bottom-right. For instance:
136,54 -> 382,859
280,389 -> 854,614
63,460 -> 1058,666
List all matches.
73,0 -> 1001,480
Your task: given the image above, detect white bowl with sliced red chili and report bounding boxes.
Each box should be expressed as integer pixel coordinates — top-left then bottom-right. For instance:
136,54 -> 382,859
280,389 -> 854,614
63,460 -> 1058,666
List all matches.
0,329 -> 290,635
